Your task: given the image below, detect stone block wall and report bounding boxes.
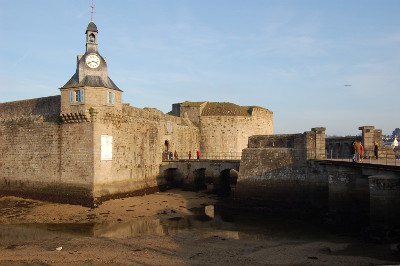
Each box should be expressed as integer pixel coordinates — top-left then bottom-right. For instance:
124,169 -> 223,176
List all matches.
326,136 -> 362,159
369,175 -> 400,227
0,96 -> 61,117
359,126 -> 376,155
0,115 -> 60,184
235,129 -> 327,207
179,102 -> 207,126
0,95 -> 201,205
249,133 -> 305,149
170,102 -> 273,158
91,105 -> 200,199
60,87 -> 122,118
312,127 -> 326,159
326,126 -> 384,159
199,108 -> 273,157
327,168 -> 369,218
0,97 -> 61,189
0,97 -> 93,204
236,148 -> 313,205
60,122 -> 93,185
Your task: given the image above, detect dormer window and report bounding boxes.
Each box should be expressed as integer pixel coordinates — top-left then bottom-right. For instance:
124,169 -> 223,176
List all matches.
106,91 -> 115,105
89,34 -> 95,43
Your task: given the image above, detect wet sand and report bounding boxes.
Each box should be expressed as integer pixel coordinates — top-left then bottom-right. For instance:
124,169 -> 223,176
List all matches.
0,189 -> 399,265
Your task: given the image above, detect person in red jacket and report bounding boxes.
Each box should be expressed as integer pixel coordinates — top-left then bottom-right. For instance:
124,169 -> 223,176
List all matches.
196,150 -> 200,160
360,143 -> 364,162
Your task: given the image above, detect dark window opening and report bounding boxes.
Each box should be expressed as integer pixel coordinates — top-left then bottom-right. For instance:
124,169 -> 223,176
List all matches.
89,34 -> 95,43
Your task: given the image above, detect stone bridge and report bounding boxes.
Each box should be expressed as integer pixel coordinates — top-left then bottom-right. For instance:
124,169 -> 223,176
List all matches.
315,159 -> 400,226
158,159 -> 240,194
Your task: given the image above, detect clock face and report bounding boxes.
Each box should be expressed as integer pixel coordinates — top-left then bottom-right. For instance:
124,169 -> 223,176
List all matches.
86,54 -> 100,68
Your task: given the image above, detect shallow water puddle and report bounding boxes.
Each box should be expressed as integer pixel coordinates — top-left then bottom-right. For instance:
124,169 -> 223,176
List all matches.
0,206 -> 398,262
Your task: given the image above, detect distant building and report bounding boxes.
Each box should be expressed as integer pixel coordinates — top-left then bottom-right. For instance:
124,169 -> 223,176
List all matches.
391,138 -> 398,148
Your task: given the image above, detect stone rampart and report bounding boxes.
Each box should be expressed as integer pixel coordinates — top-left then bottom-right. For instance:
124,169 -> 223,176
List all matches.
0,97 -> 94,205
235,129 -> 327,208
91,104 -> 200,200
0,96 -> 201,205
199,109 -> 273,156
0,96 -> 61,118
170,101 -> 273,158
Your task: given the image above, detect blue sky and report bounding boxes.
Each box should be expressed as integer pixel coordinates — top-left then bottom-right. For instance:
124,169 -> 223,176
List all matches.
0,0 -> 398,136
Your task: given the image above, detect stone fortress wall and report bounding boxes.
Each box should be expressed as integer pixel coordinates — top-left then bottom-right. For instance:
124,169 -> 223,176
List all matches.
0,96 -> 200,205
0,19 -> 277,206
92,104 -> 200,200
171,101 -> 273,158
0,96 -> 94,204
236,128 -> 326,206
0,95 -> 272,205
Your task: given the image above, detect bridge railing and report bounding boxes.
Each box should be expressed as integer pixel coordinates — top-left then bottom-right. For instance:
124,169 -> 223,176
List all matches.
162,151 -> 242,161
325,149 -> 398,166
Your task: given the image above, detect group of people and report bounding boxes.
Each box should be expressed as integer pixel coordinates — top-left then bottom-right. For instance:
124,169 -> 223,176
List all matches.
187,150 -> 200,160
351,141 -> 379,162
351,141 -> 364,162
164,150 -> 200,160
164,150 -> 177,160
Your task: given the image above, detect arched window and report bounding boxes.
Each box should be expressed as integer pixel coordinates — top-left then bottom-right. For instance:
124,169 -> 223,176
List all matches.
89,34 -> 95,43
164,140 -> 169,151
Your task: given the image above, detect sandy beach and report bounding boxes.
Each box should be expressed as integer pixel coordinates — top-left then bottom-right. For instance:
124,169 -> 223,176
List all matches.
0,189 -> 399,265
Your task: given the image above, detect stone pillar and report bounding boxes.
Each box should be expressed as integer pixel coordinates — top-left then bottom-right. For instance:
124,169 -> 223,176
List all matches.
369,175 -> 400,227
373,129 -> 382,147
359,126 -> 375,157
312,127 -> 326,160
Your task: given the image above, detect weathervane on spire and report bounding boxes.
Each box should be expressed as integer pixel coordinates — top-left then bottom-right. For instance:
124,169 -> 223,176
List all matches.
90,0 -> 95,22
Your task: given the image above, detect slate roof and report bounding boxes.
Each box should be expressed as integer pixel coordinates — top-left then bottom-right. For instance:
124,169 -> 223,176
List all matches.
86,22 -> 98,33
61,73 -> 122,91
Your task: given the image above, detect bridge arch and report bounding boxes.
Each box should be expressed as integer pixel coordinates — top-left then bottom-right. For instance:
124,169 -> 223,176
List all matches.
214,168 -> 239,196
161,167 -> 184,191
159,160 -> 241,193
194,168 -> 207,191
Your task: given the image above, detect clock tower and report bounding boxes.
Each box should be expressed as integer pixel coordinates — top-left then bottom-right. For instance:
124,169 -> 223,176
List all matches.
60,20 -> 122,120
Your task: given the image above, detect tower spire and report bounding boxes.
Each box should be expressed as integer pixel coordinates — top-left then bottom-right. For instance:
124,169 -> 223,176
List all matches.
90,0 -> 95,22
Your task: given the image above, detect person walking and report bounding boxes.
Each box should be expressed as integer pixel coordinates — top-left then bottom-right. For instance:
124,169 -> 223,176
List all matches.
374,143 -> 379,160
353,141 -> 361,162
188,151 -> 191,160
174,150 -> 178,160
360,143 -> 364,162
196,150 -> 200,160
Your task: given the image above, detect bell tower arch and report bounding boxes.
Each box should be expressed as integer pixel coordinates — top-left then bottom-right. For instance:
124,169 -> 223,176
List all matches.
86,21 -> 98,53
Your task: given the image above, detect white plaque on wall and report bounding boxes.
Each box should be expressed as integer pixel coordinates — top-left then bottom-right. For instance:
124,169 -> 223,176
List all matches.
101,135 -> 113,161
